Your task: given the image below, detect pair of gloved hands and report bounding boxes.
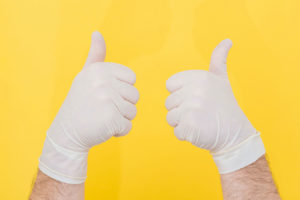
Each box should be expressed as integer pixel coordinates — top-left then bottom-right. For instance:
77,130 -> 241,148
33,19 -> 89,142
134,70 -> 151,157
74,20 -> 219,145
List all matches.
39,32 -> 265,184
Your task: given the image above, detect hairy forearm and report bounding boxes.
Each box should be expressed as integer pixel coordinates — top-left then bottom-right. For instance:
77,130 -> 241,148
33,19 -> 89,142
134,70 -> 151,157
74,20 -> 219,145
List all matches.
30,170 -> 84,200
220,155 -> 280,200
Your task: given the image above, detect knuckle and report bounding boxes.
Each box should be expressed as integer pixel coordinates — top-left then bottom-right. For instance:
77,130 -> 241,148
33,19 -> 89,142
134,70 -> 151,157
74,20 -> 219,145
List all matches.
129,71 -> 136,83
134,88 -> 140,102
165,96 -> 172,109
166,111 -> 177,126
129,105 -> 137,119
128,86 -> 139,103
166,112 -> 172,125
174,126 -> 185,141
116,118 -> 132,136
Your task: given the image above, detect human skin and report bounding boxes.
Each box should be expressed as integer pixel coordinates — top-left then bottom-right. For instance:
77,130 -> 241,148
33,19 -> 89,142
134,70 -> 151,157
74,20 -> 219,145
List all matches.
29,156 -> 280,200
29,170 -> 84,200
221,155 -> 281,200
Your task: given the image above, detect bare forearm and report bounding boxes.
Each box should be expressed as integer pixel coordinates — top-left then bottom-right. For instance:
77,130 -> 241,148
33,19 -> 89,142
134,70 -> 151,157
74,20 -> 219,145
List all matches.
220,156 -> 280,200
30,170 -> 84,200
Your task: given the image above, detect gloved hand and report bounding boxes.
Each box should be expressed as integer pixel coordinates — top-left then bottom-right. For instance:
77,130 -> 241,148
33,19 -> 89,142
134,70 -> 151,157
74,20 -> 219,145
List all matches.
165,39 -> 265,174
39,31 -> 139,184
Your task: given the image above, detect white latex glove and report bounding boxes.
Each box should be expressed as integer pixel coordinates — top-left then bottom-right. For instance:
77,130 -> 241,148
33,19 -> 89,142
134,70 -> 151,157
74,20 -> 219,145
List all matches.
165,39 -> 265,174
39,31 -> 139,184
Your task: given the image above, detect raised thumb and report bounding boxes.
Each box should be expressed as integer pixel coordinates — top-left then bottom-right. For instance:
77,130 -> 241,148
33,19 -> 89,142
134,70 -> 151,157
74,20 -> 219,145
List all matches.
209,39 -> 232,76
84,31 -> 106,68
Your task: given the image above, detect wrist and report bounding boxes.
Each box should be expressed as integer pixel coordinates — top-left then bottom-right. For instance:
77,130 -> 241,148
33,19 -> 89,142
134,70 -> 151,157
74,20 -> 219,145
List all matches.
212,132 -> 265,174
39,134 -> 88,184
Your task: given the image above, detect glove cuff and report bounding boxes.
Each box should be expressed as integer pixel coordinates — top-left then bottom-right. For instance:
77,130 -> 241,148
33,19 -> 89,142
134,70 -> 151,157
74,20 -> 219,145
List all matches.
39,134 -> 88,184
212,132 -> 265,174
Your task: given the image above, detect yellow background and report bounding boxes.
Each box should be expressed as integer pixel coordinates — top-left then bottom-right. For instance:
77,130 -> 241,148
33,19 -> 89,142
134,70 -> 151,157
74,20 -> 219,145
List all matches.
0,0 -> 299,199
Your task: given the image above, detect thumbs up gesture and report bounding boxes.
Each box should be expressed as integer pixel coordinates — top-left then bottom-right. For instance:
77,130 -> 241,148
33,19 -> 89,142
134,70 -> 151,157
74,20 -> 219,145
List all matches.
39,32 -> 139,184
165,39 -> 265,174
